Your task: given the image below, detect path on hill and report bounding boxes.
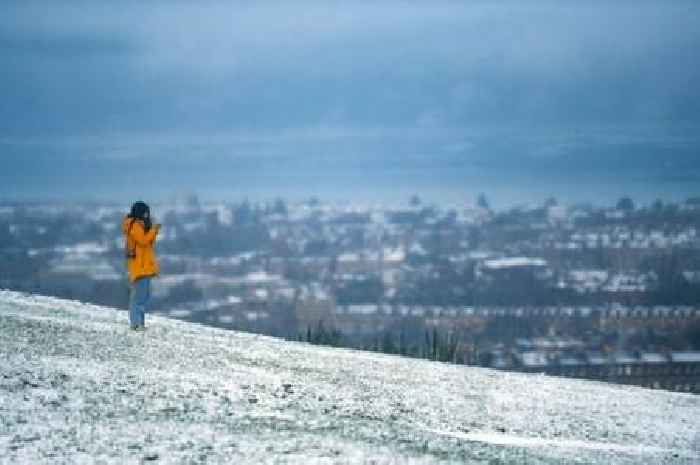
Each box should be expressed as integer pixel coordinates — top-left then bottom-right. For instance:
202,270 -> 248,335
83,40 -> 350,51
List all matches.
1,290 -> 699,464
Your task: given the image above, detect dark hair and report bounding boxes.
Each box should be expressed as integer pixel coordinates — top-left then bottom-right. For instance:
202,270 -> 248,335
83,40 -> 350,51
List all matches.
129,201 -> 152,231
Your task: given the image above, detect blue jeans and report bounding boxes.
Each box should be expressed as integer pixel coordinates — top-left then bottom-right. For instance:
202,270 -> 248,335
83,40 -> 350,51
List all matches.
129,277 -> 151,327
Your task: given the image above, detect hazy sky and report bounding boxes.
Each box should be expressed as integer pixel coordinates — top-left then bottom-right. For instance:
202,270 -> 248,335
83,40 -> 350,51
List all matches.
2,1 -> 700,205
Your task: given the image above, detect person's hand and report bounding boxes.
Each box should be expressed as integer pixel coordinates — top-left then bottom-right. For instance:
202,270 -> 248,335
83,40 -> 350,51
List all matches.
154,223 -> 162,234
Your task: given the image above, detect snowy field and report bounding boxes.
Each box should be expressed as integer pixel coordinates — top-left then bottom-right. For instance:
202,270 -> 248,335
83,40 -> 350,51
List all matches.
1,290 -> 699,465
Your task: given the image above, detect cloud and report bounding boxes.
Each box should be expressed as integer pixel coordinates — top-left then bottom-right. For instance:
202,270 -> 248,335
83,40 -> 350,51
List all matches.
1,0 -> 700,203
2,1 -> 699,133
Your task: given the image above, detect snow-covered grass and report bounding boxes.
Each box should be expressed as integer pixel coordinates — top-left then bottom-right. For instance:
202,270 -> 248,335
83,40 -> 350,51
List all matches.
1,290 -> 698,465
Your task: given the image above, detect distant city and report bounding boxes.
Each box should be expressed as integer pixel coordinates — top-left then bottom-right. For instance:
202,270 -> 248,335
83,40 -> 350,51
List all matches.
2,194 -> 699,393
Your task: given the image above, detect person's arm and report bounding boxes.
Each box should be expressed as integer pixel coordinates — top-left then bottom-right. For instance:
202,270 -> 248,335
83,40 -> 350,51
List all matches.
129,221 -> 160,246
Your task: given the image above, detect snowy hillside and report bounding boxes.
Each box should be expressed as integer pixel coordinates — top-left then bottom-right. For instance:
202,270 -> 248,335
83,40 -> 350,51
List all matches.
1,291 -> 698,465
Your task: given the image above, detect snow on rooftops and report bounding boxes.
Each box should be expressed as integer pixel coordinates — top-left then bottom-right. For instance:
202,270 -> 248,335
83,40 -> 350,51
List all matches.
159,272 -> 286,288
489,351 -> 512,369
217,315 -> 235,325
243,271 -> 283,284
569,270 -> 609,283
603,272 -> 657,293
671,352 -> 700,363
275,287 -> 296,300
337,252 -> 361,262
235,251 -> 258,261
54,241 -> 109,255
200,295 -> 243,310
612,352 -> 638,365
383,247 -> 406,263
467,250 -> 495,260
682,271 -> 700,284
559,356 -> 585,366
182,221 -> 206,232
517,337 -> 584,351
252,288 -> 269,300
408,243 -> 427,256
483,257 -> 547,269
586,353 -> 609,365
640,353 -> 668,364
245,310 -> 269,321
226,295 -> 243,304
155,273 -> 212,286
298,283 -> 330,301
167,309 -> 192,318
342,304 -> 379,315
209,256 -> 244,266
49,256 -> 119,280
411,307 -> 426,317
519,351 -> 549,368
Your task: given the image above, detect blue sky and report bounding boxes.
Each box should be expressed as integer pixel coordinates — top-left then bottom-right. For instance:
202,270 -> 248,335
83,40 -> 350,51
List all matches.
2,1 -> 699,205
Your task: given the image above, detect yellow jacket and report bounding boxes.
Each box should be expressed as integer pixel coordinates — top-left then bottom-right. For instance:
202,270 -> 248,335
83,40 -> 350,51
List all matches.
122,216 -> 160,282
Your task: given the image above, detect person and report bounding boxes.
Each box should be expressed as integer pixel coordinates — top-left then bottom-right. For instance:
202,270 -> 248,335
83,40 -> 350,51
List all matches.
122,201 -> 161,330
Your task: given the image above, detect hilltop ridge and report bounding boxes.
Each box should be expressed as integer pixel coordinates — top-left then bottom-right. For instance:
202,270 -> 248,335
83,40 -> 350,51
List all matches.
1,290 -> 698,464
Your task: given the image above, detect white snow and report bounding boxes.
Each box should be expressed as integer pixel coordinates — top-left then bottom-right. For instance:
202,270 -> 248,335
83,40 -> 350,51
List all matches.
382,248 -> 406,263
344,304 -> 378,316
1,290 -> 699,465
671,352 -> 700,363
482,257 -> 547,269
337,253 -> 360,263
53,242 -> 109,255
244,271 -> 283,284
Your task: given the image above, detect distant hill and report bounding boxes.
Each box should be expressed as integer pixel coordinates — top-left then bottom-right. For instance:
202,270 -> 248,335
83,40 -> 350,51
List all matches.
1,290 -> 698,464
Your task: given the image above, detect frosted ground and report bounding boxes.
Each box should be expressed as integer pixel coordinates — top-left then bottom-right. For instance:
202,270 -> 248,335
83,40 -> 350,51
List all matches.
1,291 -> 698,465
